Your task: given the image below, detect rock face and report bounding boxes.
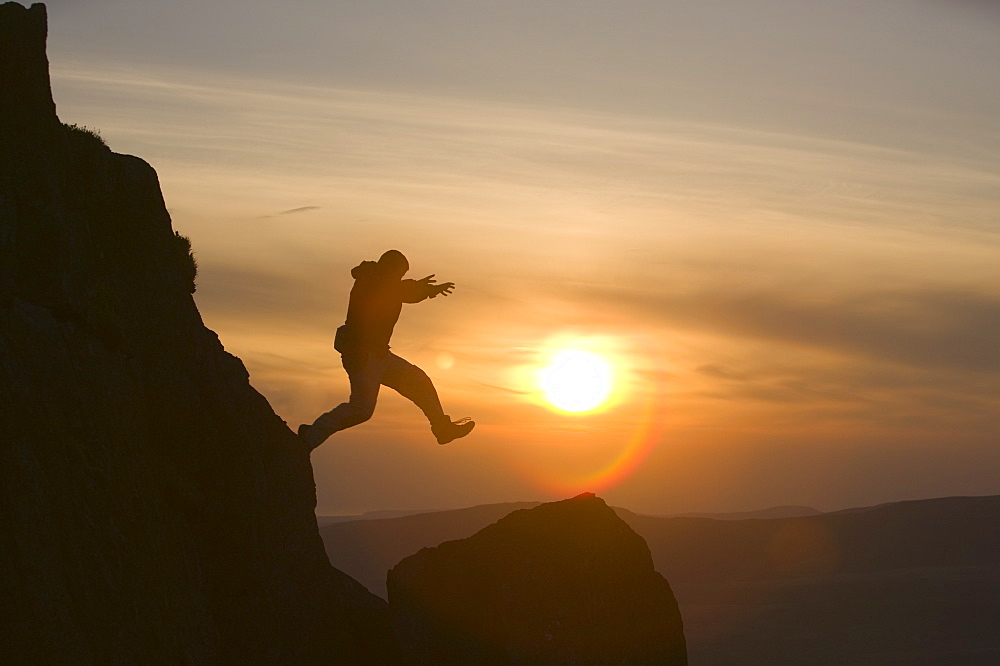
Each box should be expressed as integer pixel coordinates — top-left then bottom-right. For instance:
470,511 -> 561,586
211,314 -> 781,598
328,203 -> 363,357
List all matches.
387,493 -> 687,665
0,4 -> 394,663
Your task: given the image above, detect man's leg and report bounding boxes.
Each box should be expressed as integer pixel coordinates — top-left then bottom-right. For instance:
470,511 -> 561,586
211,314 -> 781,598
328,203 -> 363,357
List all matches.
301,352 -> 386,450
381,353 -> 474,444
380,353 -> 446,425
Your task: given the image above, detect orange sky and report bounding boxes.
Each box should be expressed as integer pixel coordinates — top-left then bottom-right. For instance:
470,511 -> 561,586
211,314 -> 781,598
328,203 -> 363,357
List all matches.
44,0 -> 1000,514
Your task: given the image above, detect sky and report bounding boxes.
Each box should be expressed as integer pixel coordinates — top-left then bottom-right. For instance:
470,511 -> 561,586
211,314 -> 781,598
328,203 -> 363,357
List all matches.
42,0 -> 1000,515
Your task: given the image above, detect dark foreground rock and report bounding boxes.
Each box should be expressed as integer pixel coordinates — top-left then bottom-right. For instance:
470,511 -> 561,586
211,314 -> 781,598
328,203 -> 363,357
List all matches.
388,493 -> 687,665
0,4 -> 394,663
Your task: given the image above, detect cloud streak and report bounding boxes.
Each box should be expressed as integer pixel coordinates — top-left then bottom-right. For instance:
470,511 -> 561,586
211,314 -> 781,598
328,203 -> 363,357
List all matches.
560,282 -> 1000,375
277,205 -> 320,215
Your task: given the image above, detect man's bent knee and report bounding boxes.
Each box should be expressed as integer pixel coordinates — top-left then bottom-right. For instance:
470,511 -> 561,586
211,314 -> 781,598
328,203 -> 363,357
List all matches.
314,401 -> 375,432
342,402 -> 376,427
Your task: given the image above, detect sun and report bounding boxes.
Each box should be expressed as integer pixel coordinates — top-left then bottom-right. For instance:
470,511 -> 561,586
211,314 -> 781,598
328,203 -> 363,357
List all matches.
539,349 -> 613,413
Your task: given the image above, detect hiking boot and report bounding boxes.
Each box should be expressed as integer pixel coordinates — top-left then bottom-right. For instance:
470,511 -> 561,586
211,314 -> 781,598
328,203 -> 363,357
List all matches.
432,417 -> 475,445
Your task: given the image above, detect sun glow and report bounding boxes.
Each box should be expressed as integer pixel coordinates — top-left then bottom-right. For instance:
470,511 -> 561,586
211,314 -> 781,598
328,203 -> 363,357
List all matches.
539,349 -> 613,413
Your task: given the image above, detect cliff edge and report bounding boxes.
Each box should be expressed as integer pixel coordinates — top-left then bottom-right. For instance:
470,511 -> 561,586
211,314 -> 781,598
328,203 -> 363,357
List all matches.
0,4 -> 393,663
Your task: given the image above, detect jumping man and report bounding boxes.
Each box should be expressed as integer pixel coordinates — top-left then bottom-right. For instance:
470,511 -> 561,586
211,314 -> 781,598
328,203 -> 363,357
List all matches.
298,250 -> 475,450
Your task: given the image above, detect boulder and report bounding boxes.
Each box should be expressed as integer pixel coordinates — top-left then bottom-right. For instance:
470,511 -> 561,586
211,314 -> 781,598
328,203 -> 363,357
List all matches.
388,493 -> 687,665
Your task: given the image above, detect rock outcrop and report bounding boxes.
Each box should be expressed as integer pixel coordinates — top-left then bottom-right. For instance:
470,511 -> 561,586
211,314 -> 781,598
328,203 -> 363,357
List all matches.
0,4 -> 394,663
387,493 -> 687,665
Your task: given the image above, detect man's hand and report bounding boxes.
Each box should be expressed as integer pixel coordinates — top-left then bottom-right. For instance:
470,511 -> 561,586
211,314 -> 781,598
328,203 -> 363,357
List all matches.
417,274 -> 455,298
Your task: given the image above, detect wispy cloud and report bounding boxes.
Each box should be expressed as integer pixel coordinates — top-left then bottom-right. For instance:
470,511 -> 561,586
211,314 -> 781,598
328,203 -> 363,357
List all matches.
277,205 -> 320,215
257,205 -> 322,219
557,281 -> 1000,374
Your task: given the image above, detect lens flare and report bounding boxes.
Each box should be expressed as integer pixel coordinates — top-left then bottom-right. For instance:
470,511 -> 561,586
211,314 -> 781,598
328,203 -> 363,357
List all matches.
539,349 -> 613,413
507,334 -> 665,496
512,382 -> 666,497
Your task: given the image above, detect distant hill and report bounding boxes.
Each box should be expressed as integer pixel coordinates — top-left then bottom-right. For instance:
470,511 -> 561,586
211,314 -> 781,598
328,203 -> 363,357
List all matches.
318,503 -> 822,528
666,505 -> 822,520
317,508 -> 447,527
322,494 -> 1000,665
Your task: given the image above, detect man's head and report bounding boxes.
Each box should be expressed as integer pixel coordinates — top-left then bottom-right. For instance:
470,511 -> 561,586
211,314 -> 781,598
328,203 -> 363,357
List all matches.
378,249 -> 409,277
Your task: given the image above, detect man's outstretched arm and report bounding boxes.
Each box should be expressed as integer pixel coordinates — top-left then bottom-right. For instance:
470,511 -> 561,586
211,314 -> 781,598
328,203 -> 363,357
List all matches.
401,274 -> 455,303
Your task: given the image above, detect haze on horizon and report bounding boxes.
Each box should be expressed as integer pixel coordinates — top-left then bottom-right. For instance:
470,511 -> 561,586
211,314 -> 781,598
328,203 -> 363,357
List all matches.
41,0 -> 1000,515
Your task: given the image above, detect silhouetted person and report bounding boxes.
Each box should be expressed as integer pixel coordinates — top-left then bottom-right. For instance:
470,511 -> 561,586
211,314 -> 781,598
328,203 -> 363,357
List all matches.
298,250 -> 475,450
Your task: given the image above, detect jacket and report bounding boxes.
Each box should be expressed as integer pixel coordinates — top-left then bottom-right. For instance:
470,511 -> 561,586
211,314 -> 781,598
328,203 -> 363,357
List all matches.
335,260 -> 433,355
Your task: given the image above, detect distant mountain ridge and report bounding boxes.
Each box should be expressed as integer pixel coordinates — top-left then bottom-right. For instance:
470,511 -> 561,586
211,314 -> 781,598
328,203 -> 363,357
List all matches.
319,509 -> 443,526
317,501 -> 540,527
666,505 -> 822,520
321,494 -> 998,598
318,502 -> 822,526
322,493 -> 1000,664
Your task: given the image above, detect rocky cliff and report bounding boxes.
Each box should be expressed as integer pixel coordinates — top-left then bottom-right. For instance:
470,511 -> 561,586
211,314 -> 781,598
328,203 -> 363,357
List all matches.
0,4 -> 394,663
387,493 -> 687,665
